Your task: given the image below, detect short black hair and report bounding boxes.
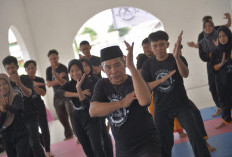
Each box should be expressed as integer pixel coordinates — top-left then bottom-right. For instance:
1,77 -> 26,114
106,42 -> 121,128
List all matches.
2,55 -> 18,67
202,16 -> 212,22
142,38 -> 149,46
24,60 -> 36,69
148,30 -> 169,42
47,49 -> 59,57
79,40 -> 90,47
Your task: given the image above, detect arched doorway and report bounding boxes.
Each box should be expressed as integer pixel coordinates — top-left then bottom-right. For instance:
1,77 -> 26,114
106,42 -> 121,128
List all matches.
8,25 -> 30,75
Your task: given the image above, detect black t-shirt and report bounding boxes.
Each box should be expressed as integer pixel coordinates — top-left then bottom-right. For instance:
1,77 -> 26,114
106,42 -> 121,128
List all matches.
91,76 -> 158,156
89,55 -> 101,66
61,78 -> 95,110
46,63 -> 69,92
136,54 -> 148,69
142,54 -> 189,113
10,75 -> 38,122
29,76 -> 46,106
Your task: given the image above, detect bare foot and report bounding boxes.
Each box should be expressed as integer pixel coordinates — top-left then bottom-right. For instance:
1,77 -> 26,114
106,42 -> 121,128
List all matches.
76,138 -> 80,144
211,109 -> 222,117
46,152 -> 54,157
206,141 -> 216,152
178,132 -> 187,138
215,122 -> 226,129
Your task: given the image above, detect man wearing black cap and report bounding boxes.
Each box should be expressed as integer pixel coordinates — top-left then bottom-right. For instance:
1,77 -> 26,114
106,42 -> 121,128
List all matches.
90,42 -> 161,157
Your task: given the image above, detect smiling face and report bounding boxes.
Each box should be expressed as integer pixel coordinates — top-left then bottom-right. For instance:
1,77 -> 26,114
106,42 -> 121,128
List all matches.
218,30 -> 229,45
4,63 -> 18,76
150,40 -> 169,61
142,43 -> 153,58
102,57 -> 127,85
48,53 -> 59,66
81,61 -> 91,75
69,64 -> 83,81
203,21 -> 214,34
80,44 -> 91,56
0,79 -> 10,97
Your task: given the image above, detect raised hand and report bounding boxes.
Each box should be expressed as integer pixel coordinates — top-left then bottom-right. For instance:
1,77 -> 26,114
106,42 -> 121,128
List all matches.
212,39 -> 218,46
224,13 -> 231,20
221,52 -> 228,66
124,41 -> 135,69
173,31 -> 183,59
122,91 -> 136,108
76,73 -> 86,92
10,72 -> 21,84
187,41 -> 198,48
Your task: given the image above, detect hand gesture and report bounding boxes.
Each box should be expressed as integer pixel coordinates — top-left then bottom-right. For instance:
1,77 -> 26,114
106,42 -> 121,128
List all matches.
173,31 -> 183,59
212,39 -> 218,46
160,70 -> 176,83
10,72 -> 21,84
122,91 -> 136,108
83,89 -> 91,96
187,41 -> 198,48
124,41 -> 135,69
79,54 -> 84,59
33,81 -> 46,88
0,97 -> 8,112
224,13 -> 231,20
76,73 -> 86,92
46,81 -> 52,88
221,52 -> 228,66
51,64 -> 57,75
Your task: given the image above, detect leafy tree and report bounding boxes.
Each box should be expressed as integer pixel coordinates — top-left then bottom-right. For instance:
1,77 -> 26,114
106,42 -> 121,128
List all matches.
108,24 -> 131,37
81,27 -> 97,41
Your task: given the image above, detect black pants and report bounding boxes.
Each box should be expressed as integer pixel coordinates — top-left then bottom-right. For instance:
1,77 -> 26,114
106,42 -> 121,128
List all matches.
100,118 -> 113,157
155,101 -> 210,157
38,101 -> 51,152
26,120 -> 46,157
54,95 -> 74,138
2,117 -> 30,157
73,109 -> 109,157
208,72 -> 221,108
215,74 -> 232,122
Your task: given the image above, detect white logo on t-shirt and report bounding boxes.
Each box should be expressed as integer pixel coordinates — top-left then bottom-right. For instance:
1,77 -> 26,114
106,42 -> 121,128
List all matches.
156,69 -> 174,92
108,95 -> 129,127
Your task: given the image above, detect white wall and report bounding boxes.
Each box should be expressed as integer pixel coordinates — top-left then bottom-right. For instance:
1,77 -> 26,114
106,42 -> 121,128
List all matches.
0,0 -> 231,118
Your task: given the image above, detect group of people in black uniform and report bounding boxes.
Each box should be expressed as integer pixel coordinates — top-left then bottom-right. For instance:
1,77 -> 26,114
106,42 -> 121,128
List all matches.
0,13 -> 231,157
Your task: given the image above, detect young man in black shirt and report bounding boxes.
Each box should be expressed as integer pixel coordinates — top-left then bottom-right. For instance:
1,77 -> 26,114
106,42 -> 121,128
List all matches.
142,30 -> 211,157
46,49 -> 74,140
90,43 -> 161,157
79,40 -> 102,78
2,56 -> 46,157
136,38 -> 153,72
24,60 -> 53,157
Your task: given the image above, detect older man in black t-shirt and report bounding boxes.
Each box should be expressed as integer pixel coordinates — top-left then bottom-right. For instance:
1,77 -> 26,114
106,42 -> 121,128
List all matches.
46,49 -> 74,140
142,31 -> 211,157
90,43 -> 161,157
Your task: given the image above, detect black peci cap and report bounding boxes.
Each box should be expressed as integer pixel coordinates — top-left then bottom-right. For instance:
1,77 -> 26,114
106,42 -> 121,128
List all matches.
100,46 -> 123,62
